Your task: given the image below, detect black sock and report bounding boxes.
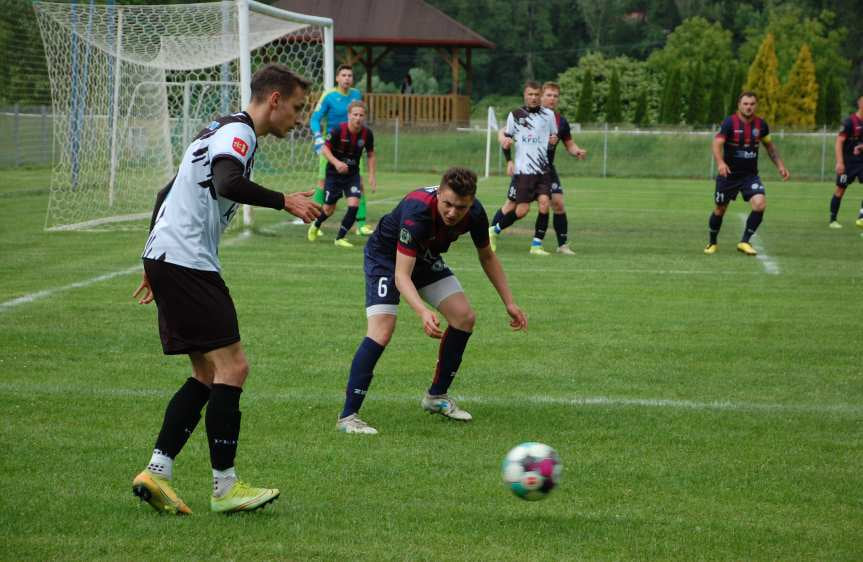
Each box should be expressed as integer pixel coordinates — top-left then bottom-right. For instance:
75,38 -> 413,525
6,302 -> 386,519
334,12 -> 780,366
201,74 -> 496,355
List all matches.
206,384 -> 242,471
498,211 -> 518,231
491,209 -> 504,229
830,195 -> 841,221
337,206 -> 359,239
741,211 -> 763,243
553,213 -> 568,247
341,337 -> 385,418
428,327 -> 472,396
314,211 -> 329,229
708,213 -> 723,245
153,377 -> 211,459
533,212 -> 549,240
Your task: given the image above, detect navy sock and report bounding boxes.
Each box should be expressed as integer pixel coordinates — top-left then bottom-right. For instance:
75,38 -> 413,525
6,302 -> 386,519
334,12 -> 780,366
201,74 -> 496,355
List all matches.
338,206 -> 359,239
428,327 -> 472,396
533,212 -> 549,241
491,208 -> 504,229
708,213 -> 723,244
341,337 -> 385,418
498,211 -> 518,231
830,195 -> 841,221
741,211 -> 763,243
154,377 -> 211,459
314,211 -> 329,229
205,384 -> 242,471
553,213 -> 568,247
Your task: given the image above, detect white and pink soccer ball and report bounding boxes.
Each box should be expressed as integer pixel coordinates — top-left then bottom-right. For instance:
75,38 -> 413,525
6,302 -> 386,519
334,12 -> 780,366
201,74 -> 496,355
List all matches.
501,442 -> 562,501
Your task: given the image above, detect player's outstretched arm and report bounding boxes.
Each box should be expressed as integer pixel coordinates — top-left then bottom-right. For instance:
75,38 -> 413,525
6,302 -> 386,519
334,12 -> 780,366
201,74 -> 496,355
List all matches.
477,245 -> 527,332
835,134 -> 846,175
564,138 -> 587,159
320,144 -> 349,174
367,151 -> 377,193
712,136 -> 729,177
284,191 -> 321,223
395,252 -> 443,338
764,140 -> 790,180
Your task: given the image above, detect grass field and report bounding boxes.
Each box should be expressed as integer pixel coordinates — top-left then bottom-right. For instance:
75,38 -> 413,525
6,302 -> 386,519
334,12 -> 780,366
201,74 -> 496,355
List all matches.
1,167 -> 861,560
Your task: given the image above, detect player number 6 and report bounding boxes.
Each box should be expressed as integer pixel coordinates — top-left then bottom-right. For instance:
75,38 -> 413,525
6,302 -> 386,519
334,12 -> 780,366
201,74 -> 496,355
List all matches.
378,277 -> 388,297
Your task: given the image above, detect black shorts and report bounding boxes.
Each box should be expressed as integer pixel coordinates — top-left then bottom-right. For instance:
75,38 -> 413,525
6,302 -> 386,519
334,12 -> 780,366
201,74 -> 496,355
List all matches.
836,163 -> 863,189
507,170 -> 562,201
143,258 -> 240,355
714,174 -> 765,204
512,174 -> 551,203
324,173 -> 362,205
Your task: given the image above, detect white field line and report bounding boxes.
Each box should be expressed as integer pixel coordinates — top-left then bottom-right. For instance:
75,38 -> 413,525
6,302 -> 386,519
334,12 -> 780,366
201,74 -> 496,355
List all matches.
0,265 -> 142,313
738,213 -> 781,275
0,382 -> 858,416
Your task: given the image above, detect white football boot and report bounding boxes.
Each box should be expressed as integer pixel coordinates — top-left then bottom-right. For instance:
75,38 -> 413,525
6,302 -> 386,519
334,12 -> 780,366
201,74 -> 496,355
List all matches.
422,394 -> 472,421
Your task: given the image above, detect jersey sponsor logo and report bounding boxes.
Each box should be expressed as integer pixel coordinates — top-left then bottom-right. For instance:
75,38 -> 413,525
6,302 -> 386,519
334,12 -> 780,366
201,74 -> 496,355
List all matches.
399,228 -> 412,244
232,137 -> 249,157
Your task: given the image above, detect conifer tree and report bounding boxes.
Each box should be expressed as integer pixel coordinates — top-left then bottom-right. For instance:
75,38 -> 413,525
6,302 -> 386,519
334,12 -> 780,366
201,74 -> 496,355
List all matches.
778,44 -> 817,128
685,61 -> 705,125
744,33 -> 781,123
727,68 -> 743,115
663,69 -> 683,124
816,79 -> 827,127
825,77 -> 842,126
633,89 -> 649,126
575,69 -> 594,124
605,69 -> 622,124
707,72 -> 726,125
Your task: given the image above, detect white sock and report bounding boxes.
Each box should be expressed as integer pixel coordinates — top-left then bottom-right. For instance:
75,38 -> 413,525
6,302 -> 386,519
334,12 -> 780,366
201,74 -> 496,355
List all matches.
212,467 -> 237,498
146,449 -> 173,480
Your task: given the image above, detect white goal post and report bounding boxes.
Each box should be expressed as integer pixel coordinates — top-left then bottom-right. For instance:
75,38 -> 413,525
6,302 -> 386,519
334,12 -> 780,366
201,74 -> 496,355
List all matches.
34,0 -> 333,231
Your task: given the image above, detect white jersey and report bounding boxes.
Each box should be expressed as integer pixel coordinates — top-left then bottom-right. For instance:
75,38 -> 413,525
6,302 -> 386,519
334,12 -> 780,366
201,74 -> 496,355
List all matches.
504,106 -> 557,175
143,112 -> 257,272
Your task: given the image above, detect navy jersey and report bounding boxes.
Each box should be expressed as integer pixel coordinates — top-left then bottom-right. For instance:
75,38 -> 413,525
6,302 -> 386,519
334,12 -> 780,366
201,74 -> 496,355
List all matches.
366,187 -> 490,268
716,114 -> 771,177
839,113 -> 863,165
548,112 -> 572,166
325,123 -> 374,176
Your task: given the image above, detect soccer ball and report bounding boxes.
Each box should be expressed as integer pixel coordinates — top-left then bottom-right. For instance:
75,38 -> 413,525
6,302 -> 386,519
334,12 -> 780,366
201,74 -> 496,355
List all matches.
501,442 -> 562,501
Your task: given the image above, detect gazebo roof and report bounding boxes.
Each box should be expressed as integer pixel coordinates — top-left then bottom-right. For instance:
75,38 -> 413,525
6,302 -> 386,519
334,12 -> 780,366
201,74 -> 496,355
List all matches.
272,0 -> 495,48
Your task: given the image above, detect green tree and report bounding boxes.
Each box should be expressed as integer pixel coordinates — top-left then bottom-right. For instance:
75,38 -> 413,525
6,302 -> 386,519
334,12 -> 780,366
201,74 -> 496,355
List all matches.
707,73 -> 726,125
778,44 -> 818,128
744,33 -> 781,123
824,77 -> 842,126
633,89 -> 649,126
660,69 -> 683,124
685,61 -> 705,125
816,81 -> 828,127
605,69 -> 622,123
727,67 -> 743,115
575,69 -> 594,124
647,17 -> 734,87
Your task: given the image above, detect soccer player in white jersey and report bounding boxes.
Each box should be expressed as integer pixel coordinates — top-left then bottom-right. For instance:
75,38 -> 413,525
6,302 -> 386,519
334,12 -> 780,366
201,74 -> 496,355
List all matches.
131,65 -> 321,515
487,81 -> 558,255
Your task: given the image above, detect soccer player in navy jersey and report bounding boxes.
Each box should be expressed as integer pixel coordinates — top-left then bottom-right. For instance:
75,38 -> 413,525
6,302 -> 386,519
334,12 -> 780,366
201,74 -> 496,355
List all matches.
829,94 -> 863,229
705,92 -> 789,256
308,100 -> 376,247
336,167 -> 528,434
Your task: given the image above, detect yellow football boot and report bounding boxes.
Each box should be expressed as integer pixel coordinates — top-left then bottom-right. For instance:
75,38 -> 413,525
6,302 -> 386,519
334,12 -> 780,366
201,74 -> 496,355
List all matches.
736,242 -> 757,256
132,470 -> 192,515
211,481 -> 280,514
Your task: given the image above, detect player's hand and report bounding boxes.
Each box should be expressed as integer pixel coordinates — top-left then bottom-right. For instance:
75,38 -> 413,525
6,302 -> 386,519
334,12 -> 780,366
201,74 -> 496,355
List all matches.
549,134 -> 558,146
835,162 -> 845,175
133,273 -> 154,305
574,148 -> 587,160
284,190 -> 322,223
506,161 -> 515,177
369,175 -> 377,193
778,166 -> 790,181
506,303 -> 527,332
717,162 -> 730,177
421,309 -> 443,339
500,136 -> 513,150
335,160 -> 349,174
313,134 -> 324,155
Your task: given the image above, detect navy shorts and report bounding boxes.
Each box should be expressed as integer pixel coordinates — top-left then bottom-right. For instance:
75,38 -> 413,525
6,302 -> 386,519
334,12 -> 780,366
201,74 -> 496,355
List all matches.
836,163 -> 863,189
714,174 -> 765,204
363,247 -> 462,317
548,168 -> 563,195
324,173 -> 362,205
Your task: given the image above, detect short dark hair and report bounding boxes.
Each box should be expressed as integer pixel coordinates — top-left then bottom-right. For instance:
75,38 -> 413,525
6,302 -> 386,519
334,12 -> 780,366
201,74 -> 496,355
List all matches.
440,167 -> 477,198
336,64 -> 353,75
250,65 -> 310,102
738,91 -> 757,102
524,80 -> 541,91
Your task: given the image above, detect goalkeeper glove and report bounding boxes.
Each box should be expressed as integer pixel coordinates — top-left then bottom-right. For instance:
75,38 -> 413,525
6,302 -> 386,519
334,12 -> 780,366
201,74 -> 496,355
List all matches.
313,134 -> 325,154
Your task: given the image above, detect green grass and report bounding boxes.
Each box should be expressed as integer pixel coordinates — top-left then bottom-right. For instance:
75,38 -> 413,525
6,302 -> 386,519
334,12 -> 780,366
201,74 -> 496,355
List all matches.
1,168 -> 861,560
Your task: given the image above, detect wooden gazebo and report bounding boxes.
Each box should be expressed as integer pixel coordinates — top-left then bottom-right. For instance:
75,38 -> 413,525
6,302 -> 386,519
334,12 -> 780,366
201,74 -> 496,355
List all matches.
273,0 -> 494,125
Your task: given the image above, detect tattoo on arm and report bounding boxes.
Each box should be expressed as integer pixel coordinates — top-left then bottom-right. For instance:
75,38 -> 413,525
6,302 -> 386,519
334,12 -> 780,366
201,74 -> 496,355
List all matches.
766,142 -> 781,165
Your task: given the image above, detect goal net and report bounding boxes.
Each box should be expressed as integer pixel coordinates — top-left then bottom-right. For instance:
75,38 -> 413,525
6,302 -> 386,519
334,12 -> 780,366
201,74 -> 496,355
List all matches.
33,0 -> 333,231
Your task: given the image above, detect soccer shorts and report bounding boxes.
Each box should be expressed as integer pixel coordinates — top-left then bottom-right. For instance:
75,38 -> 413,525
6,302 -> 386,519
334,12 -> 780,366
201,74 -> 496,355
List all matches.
548,167 -> 564,195
324,173 -> 362,204
836,163 -> 863,189
714,174 -> 765,204
512,173 -> 552,203
363,251 -> 462,317
143,258 -> 240,355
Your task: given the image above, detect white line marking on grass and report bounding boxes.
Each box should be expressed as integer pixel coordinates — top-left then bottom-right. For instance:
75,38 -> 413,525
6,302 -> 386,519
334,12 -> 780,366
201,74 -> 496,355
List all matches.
0,265 -> 142,313
737,213 -> 780,275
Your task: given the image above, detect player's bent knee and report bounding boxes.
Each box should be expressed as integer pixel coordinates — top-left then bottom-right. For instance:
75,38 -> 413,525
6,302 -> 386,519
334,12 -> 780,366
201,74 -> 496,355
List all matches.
458,308 -> 476,332
834,187 -> 846,197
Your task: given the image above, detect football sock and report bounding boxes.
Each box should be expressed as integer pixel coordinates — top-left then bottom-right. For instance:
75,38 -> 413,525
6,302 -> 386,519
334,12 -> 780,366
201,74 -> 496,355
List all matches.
312,187 -> 325,206
212,467 -> 237,498
533,212 -> 549,241
553,213 -> 568,247
428,327 -> 472,396
206,384 -> 242,472
708,213 -> 723,245
341,337 -> 385,418
314,211 -> 329,229
153,376 -> 211,461
741,211 -> 763,243
147,450 -> 174,480
830,195 -> 841,221
491,209 -> 504,230
498,210 -> 518,231
357,192 -> 367,227
338,206 -> 359,240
